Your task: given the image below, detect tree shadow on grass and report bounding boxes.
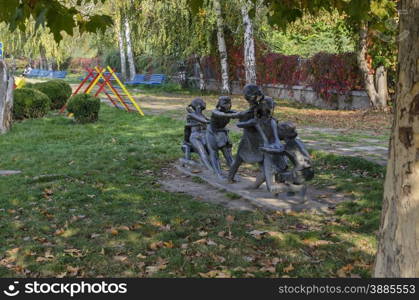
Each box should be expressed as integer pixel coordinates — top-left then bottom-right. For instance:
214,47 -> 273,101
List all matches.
0,105 -> 383,278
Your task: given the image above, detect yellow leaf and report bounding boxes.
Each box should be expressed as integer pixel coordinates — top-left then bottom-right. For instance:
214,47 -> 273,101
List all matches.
283,264 -> 294,273
193,239 -> 207,244
163,241 -> 174,248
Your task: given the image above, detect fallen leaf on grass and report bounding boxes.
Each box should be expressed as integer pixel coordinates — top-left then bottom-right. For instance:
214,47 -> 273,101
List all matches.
113,256 -> 128,263
54,229 -> 65,236
64,249 -> 84,258
67,266 -> 80,276
217,231 -> 225,237
226,215 -> 235,224
248,230 -> 268,240
283,264 -> 294,273
163,241 -> 174,248
106,228 -> 119,236
192,239 -> 207,245
199,270 -> 232,278
149,241 -> 164,250
90,233 -> 101,239
336,264 -> 354,277
206,240 -> 217,246
145,258 -> 168,275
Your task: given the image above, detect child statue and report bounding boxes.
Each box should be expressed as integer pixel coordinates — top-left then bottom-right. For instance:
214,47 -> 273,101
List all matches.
182,98 -> 213,171
227,84 -> 284,188
206,96 -> 246,178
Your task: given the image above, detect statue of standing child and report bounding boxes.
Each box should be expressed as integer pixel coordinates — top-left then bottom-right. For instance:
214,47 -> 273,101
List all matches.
206,96 -> 246,179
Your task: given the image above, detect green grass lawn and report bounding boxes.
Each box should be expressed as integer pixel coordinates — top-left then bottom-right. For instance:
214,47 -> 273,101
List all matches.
0,105 -> 384,278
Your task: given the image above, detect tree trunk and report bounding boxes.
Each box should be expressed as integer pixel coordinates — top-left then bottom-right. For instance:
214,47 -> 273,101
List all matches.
213,0 -> 230,94
376,65 -> 389,108
124,16 -> 136,81
39,45 -> 47,70
118,10 -> 127,82
374,0 -> 419,277
357,24 -> 383,109
241,0 -> 257,85
195,55 -> 206,92
0,60 -> 14,134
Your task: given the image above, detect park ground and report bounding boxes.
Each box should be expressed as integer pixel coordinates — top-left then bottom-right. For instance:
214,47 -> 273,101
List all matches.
0,83 -> 390,277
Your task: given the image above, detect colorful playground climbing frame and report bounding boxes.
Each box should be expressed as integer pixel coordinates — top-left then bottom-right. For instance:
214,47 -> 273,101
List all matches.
60,66 -> 144,116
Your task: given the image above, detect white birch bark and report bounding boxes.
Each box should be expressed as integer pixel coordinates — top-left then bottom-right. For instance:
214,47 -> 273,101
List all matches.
124,16 -> 136,81
374,0 -> 419,277
241,0 -> 257,85
0,60 -> 14,134
213,0 -> 230,94
118,11 -> 127,81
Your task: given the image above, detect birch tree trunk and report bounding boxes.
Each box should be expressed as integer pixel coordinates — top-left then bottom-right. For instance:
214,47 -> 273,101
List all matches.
357,23 -> 388,109
241,0 -> 257,85
118,10 -> 127,82
0,60 -> 14,134
374,0 -> 419,277
213,0 -> 230,94
124,16 -> 136,81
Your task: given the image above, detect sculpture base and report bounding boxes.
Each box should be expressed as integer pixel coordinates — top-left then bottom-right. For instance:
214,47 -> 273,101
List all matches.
175,159 -> 349,213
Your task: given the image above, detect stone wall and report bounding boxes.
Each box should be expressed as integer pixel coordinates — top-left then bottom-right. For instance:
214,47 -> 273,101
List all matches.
185,77 -> 371,110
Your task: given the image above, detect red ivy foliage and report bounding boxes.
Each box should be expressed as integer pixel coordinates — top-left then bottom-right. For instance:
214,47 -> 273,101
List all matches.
198,42 -> 364,103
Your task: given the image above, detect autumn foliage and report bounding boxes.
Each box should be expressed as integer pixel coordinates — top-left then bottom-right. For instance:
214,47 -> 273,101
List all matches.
197,42 -> 364,103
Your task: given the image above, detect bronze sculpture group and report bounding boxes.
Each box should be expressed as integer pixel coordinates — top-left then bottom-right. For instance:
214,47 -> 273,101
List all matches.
182,84 -> 314,200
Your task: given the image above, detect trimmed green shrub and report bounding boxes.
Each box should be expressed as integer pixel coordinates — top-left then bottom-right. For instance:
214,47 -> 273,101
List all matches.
67,94 -> 101,124
50,79 -> 72,99
31,80 -> 71,109
13,88 -> 51,120
24,82 -> 34,89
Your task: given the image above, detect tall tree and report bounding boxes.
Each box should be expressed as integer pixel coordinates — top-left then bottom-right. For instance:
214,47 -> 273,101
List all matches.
374,0 -> 419,277
241,0 -> 257,84
124,9 -> 137,80
118,8 -> 128,81
213,0 -> 231,94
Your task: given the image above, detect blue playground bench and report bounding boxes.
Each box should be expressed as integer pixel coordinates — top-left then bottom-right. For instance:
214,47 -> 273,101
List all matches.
26,69 -> 67,79
52,71 -> 67,79
125,74 -> 166,85
125,74 -> 146,85
26,69 -> 40,78
147,74 -> 166,85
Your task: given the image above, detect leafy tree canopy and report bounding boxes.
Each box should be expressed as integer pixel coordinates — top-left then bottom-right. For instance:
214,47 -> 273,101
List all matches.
0,0 -> 112,42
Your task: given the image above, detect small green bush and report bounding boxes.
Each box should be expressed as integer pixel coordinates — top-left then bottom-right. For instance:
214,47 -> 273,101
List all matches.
13,88 -> 51,120
50,79 -> 72,99
24,82 -> 34,89
31,80 -> 72,109
67,94 -> 101,124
